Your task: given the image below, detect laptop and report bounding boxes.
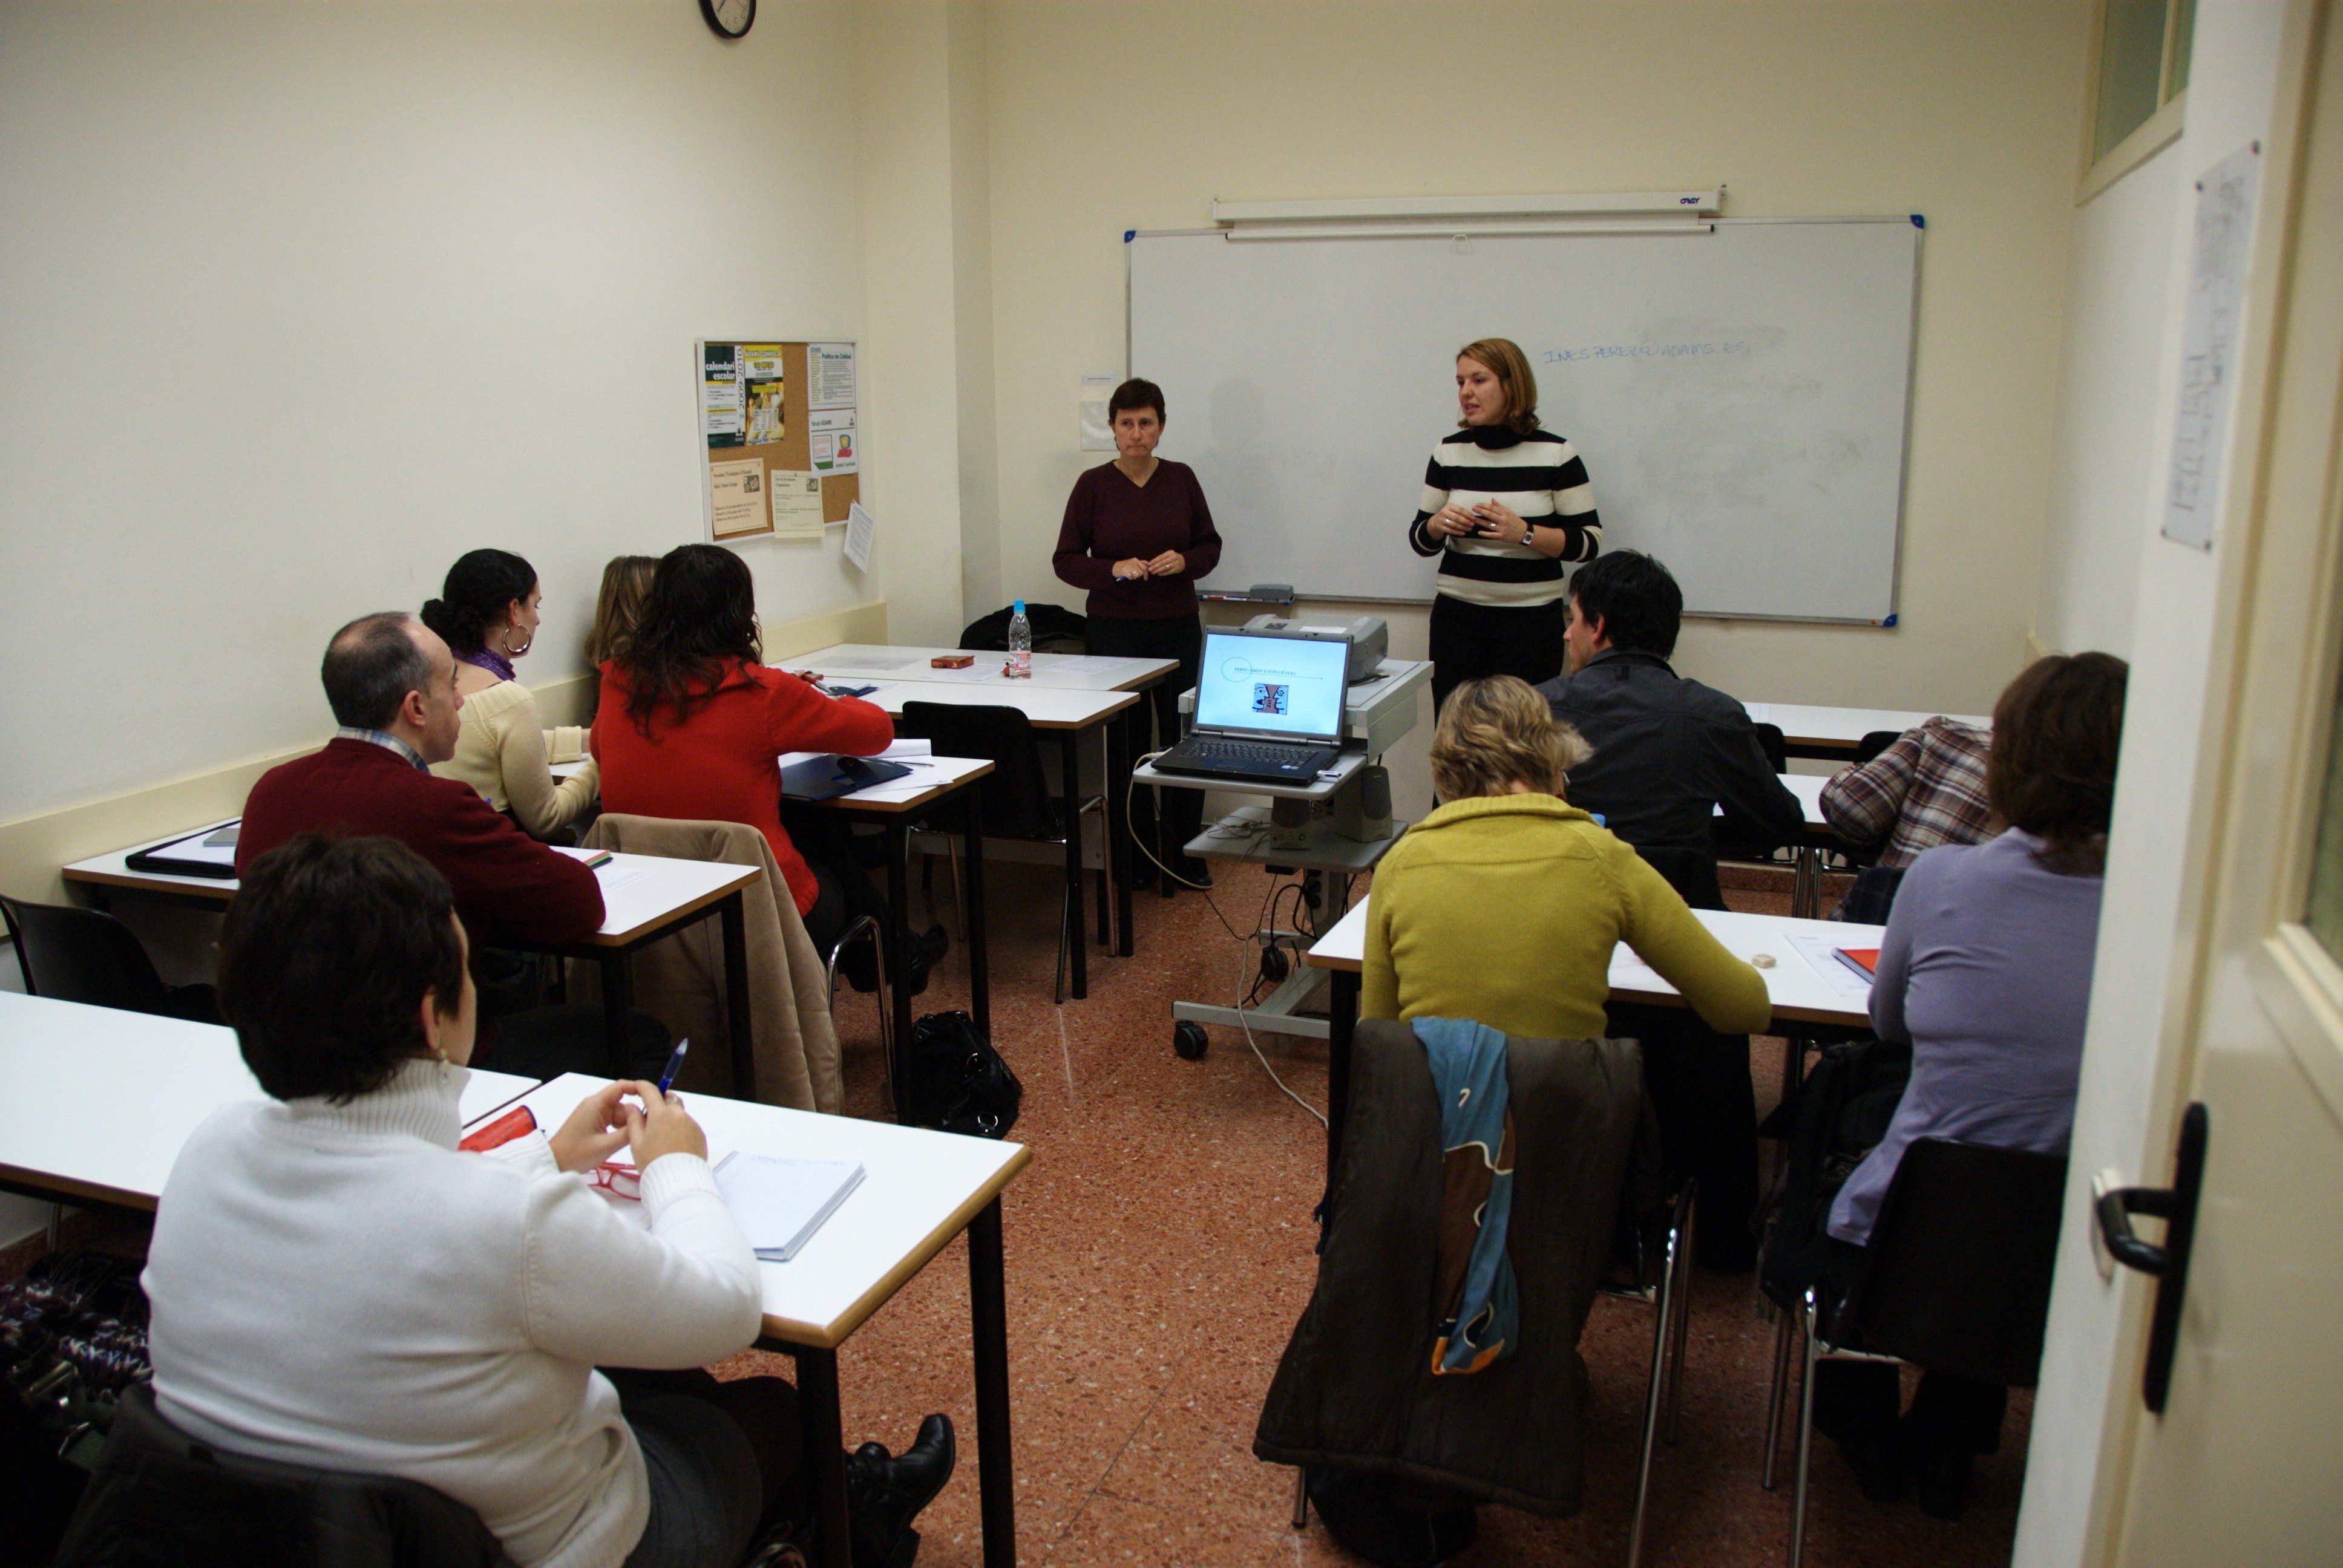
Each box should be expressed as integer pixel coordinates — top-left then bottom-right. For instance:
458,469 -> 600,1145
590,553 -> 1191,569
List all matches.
1153,629 -> 1348,785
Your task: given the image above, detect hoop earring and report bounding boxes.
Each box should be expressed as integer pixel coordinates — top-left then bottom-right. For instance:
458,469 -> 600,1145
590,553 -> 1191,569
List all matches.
505,626 -> 533,658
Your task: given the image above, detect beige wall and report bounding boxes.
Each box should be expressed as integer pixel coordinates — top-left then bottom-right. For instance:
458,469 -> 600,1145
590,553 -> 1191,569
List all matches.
980,0 -> 2091,720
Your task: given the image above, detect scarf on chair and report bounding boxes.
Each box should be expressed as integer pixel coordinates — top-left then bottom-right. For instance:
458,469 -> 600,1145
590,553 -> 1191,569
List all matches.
1413,1017 -> 1518,1375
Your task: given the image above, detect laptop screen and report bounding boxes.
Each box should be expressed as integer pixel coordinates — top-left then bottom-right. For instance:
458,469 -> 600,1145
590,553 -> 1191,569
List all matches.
1193,631 -> 1349,743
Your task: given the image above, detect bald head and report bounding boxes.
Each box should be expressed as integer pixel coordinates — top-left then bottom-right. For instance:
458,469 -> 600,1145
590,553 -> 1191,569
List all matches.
322,613 -> 434,730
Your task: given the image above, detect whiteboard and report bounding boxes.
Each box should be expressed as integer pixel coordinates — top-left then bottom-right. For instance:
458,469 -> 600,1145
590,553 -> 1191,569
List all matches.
1127,219 -> 1921,621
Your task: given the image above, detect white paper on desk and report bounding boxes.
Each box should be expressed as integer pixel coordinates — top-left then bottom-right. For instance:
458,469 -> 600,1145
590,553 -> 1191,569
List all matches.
880,739 -> 932,759
816,652 -> 903,674
596,866 -> 650,893
549,760 -> 590,780
1608,945 -> 1668,987
844,501 -> 877,572
1784,930 -> 1876,1001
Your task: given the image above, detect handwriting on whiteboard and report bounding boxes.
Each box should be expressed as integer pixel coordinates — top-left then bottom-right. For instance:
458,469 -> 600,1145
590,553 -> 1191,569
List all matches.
2163,142 -> 2262,551
1542,341 -> 1755,364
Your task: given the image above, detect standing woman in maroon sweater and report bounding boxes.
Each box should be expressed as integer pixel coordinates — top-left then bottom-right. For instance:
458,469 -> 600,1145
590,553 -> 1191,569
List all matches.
1052,377 -> 1222,889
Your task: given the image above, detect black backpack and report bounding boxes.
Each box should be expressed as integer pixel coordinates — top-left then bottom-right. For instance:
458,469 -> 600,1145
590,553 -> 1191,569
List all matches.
1757,1037 -> 1912,1313
899,1011 -> 1022,1140
958,603 -> 1086,655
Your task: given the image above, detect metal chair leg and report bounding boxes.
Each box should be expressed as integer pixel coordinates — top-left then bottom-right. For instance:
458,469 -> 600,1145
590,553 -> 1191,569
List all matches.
1788,1288 -> 1820,1568
1290,1468 -> 1308,1529
946,840 -> 965,943
1053,886 -> 1072,1007
1668,1183 -> 1696,1444
826,918 -> 893,1109
1762,1303 -> 1795,1490
1628,1210 -> 1678,1568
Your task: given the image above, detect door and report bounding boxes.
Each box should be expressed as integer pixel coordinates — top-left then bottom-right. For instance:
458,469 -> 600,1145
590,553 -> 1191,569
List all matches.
2109,1 -> 2343,1560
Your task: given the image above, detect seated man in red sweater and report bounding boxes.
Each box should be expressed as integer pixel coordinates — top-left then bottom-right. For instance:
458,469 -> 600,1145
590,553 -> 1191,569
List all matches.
240,612 -> 663,1079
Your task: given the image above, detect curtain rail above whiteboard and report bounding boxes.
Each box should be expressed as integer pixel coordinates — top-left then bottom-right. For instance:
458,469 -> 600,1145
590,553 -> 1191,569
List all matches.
1124,216 -> 1922,622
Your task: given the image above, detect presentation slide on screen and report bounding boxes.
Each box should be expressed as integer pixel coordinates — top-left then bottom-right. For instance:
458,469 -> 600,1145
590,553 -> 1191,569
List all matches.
1196,635 -> 1348,737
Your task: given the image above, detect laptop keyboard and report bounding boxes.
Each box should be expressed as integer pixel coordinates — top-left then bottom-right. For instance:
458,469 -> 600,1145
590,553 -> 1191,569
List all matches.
1187,737 -> 1312,763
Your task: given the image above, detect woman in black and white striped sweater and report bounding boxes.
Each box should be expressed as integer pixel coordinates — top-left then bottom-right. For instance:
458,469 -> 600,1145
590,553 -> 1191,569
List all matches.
1409,338 -> 1602,711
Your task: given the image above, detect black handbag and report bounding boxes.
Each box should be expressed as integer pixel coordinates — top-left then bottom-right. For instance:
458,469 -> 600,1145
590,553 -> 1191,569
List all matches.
899,1011 -> 1021,1139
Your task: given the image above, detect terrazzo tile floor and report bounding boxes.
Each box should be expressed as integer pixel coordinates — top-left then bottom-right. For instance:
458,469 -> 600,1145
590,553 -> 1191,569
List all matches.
718,857 -> 2029,1568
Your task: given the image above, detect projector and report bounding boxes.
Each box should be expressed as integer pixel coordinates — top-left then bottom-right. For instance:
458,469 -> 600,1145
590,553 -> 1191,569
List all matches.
1240,613 -> 1388,684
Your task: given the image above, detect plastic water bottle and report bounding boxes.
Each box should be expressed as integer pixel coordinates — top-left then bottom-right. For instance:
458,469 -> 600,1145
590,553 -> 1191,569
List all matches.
1006,599 -> 1032,679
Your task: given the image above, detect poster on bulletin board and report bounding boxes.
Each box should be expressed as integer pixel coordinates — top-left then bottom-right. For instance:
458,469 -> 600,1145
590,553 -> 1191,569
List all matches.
696,339 -> 860,542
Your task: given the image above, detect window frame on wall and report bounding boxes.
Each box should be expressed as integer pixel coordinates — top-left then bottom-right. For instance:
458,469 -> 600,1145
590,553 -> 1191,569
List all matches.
2078,0 -> 2197,203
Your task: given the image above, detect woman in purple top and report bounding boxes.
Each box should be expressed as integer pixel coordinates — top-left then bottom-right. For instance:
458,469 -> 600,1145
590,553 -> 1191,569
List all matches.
1815,651 -> 2128,1518
1052,377 -> 1223,889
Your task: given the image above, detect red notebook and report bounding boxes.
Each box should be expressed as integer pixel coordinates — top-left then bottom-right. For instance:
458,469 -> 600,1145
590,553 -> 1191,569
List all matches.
1833,947 -> 1881,983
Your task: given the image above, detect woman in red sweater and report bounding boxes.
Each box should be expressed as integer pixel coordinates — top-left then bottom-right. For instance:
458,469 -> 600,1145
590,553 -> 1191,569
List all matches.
594,546 -> 943,985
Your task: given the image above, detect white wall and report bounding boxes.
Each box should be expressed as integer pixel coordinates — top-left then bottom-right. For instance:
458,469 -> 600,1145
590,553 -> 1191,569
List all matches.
977,0 -> 2092,722
0,1 -> 880,825
2033,142 -> 2185,659
2016,2 -> 2290,1562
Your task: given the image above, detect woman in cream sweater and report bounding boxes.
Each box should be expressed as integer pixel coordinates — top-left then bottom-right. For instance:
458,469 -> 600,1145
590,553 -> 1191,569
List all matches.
142,835 -> 952,1568
1364,676 -> 1771,1040
423,549 -> 599,839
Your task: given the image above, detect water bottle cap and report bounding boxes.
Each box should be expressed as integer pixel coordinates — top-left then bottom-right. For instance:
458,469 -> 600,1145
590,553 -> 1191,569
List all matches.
1014,599 -> 1025,613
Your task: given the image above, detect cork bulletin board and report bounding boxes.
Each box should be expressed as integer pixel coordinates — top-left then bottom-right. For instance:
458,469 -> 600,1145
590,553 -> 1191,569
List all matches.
696,339 -> 860,543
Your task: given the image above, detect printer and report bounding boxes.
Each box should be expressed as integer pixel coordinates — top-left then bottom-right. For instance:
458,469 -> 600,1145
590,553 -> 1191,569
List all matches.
1240,613 -> 1389,684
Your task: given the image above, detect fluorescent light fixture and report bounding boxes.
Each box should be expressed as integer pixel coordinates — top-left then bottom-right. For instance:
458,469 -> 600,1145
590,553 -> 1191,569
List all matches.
1224,218 -> 1715,243
1210,189 -> 1722,226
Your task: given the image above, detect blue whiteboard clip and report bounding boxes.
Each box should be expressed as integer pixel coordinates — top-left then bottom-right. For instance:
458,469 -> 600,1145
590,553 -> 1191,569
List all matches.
1125,229 -> 1136,243
1910,214 -> 1925,229
1881,612 -> 1899,627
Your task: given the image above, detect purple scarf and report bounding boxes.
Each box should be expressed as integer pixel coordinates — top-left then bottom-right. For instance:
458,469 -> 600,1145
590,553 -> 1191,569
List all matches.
458,646 -> 516,683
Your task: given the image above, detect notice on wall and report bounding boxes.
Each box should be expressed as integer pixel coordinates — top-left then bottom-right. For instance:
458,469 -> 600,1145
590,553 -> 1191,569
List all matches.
770,469 -> 825,539
809,408 -> 857,474
2163,142 -> 2263,552
701,345 -> 742,446
807,342 -> 857,410
844,501 -> 877,572
1080,372 -> 1116,452
709,457 -> 768,540
740,344 -> 786,446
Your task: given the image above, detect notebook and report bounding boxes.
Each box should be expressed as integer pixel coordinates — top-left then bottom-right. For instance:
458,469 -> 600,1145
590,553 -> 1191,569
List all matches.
125,821 -> 242,880
1833,947 -> 1881,982
714,1152 -> 866,1262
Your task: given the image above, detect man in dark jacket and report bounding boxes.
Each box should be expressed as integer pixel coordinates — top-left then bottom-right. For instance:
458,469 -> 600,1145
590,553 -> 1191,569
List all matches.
1536,551 -> 1801,1269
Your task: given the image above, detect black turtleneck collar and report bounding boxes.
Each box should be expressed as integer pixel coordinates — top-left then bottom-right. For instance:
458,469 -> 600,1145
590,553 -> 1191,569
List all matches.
1463,423 -> 1532,449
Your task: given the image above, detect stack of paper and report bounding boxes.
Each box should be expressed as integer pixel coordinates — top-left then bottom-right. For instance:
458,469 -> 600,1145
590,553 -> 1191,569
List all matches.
715,1152 -> 865,1262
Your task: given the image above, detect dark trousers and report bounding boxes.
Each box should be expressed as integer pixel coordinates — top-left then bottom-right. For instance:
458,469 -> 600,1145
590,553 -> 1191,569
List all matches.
1086,612 -> 1207,874
780,803 -> 890,958
483,1002 -> 675,1083
1812,1359 -> 2008,1459
1428,594 -> 1569,714
607,1368 -> 805,1565
1611,1002 -> 1761,1270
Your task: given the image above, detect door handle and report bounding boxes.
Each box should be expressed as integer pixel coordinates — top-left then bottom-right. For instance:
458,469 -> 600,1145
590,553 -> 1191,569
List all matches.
2091,1102 -> 2209,1415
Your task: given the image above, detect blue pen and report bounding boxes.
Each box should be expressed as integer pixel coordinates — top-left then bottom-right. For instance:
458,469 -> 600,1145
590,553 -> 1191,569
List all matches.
656,1038 -> 690,1096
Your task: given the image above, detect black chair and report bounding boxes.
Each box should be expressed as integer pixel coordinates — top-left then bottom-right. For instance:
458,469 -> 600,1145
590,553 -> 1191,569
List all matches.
52,1385 -> 513,1568
1773,1138 -> 2067,1567
896,702 -> 1106,1003
1851,728 -> 1901,765
958,602 -> 1086,653
0,893 -> 218,1024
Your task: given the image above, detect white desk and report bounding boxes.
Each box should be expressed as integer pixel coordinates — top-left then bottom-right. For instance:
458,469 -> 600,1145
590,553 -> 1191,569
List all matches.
0,992 -> 537,1214
1745,702 -> 1989,759
1302,897 -> 1883,1031
793,642 -> 1176,693
501,1073 -> 1029,1568
64,834 -> 767,1097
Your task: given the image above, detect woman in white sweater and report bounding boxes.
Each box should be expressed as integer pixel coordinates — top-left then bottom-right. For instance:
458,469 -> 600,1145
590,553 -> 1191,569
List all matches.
141,835 -> 951,1568
423,549 -> 600,838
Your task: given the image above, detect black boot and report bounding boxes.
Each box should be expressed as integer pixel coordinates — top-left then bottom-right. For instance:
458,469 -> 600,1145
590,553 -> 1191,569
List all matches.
846,1414 -> 955,1568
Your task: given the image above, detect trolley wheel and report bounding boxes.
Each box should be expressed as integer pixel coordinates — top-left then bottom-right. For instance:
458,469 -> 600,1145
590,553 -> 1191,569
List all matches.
1173,1021 -> 1210,1060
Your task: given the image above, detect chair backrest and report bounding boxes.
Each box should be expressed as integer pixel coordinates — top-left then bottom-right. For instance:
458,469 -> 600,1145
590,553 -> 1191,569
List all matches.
1752,722 -> 1788,774
53,1385 -> 511,1568
1853,728 -> 1902,765
894,702 -> 1060,840
1850,1137 -> 2068,1388
0,895 -> 173,1015
958,601 -> 1086,653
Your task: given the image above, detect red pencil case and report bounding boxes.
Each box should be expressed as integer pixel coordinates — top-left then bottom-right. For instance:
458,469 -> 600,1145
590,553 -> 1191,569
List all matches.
459,1105 -> 537,1152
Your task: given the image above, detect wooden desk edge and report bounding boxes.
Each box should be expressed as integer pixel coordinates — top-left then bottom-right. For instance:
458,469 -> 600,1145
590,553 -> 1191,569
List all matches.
586,865 -> 761,947
1291,954 -> 1867,1030
755,1142 -> 1033,1351
1302,949 -> 1362,975
0,1163 -> 158,1215
62,866 -> 237,903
